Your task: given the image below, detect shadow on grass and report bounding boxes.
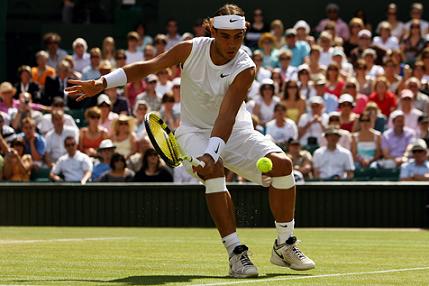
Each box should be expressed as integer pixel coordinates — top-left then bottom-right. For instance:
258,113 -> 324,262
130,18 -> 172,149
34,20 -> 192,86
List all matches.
7,273 -> 310,285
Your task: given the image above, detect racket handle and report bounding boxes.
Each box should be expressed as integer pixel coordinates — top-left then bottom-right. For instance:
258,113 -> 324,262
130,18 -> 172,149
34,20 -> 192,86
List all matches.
190,157 -> 206,168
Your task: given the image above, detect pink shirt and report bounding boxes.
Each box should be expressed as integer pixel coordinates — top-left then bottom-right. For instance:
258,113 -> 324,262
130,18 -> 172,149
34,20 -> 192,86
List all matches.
0,99 -> 43,113
353,94 -> 369,115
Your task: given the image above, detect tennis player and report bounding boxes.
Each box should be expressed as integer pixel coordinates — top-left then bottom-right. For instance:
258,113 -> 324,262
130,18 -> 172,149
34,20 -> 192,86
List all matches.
65,4 -> 315,278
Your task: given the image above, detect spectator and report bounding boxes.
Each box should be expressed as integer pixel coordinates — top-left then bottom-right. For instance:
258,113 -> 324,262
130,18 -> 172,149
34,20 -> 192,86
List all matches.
135,23 -> 153,52
63,55 -> 82,80
287,139 -> 313,179
400,139 -> 429,181
79,107 -> 108,157
134,100 -> 149,140
281,80 -> 306,122
401,19 -> 426,65
421,48 -> 429,82
258,33 -> 279,69
368,76 -> 397,117
270,19 -> 285,49
404,3 -> 429,34
143,44 -> 156,61
133,148 -> 173,182
265,103 -> 298,151
160,92 -> 180,130
297,64 -> 316,100
351,112 -> 382,169
361,102 -> 386,133
44,110 -> 79,168
3,137 -> 32,182
10,92 -> 43,131
283,28 -> 309,67
331,48 -> 353,78
136,74 -> 162,112
114,49 -> 127,69
343,78 -> 368,115
316,3 -> 350,40
81,48 -> 101,80
380,110 -> 415,168
192,18 -> 206,38
271,68 -> 284,95
324,63 -> 345,98
14,65 -> 40,103
101,36 -> 116,67
406,77 -> 429,114
416,114 -> 429,146
252,50 -> 271,82
44,60 -> 72,105
125,31 -> 143,64
154,34 -> 168,56
50,136 -> 92,184
43,32 -> 68,69
71,38 -> 90,73
344,18 -> 364,57
98,153 -> 134,182
278,49 -> 298,82
384,3 -> 405,40
156,68 -> 173,96
307,45 -> 326,81
338,94 -> 358,132
92,139 -> 116,181
124,79 -> 145,110
111,114 -> 138,158
245,8 -> 269,49
362,48 -> 384,77
97,94 -> 118,134
350,30 -> 386,66
389,89 -> 423,130
373,22 -> 400,52
38,97 -> 77,136
298,96 -> 328,146
165,19 -> 181,50
353,59 -> 374,96
0,82 -> 45,116
318,31 -> 334,67
105,87 -> 129,115
383,58 -> 402,93
19,117 -> 46,164
294,20 -> 313,45
252,79 -> 280,126
319,112 -> 352,150
0,113 -> 16,144
313,127 -> 355,179
313,75 -> 338,113
31,50 -> 56,88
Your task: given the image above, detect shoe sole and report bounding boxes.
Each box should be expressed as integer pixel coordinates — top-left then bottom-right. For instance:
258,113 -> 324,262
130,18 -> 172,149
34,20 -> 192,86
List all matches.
229,272 -> 259,278
270,253 -> 315,271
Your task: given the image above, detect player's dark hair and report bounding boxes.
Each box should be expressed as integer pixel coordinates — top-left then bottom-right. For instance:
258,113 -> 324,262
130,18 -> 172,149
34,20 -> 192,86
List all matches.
202,4 -> 249,34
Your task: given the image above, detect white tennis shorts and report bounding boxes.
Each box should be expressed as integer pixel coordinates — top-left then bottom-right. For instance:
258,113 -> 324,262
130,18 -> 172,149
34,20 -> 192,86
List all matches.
175,126 -> 282,185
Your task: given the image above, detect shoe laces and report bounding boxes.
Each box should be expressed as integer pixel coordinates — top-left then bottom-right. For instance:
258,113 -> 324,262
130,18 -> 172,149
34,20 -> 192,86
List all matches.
290,245 -> 306,260
238,251 -> 254,267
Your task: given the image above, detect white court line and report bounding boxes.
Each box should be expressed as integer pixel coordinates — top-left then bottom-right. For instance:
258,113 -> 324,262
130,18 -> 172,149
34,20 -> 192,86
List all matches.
193,266 -> 429,286
0,237 -> 134,244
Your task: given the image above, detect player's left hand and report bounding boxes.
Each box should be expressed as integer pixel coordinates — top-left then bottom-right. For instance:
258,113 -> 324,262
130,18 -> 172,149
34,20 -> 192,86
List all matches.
65,78 -> 105,101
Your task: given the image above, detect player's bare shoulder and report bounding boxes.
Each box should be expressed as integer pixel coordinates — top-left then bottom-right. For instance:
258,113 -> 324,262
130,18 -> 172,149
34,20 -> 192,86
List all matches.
169,40 -> 193,65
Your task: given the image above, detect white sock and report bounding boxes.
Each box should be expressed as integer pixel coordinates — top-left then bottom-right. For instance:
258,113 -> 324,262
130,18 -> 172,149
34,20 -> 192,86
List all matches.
275,219 -> 295,245
222,232 -> 241,257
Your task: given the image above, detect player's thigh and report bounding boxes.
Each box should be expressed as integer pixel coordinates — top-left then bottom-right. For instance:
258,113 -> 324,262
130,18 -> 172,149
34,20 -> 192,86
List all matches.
223,129 -> 283,185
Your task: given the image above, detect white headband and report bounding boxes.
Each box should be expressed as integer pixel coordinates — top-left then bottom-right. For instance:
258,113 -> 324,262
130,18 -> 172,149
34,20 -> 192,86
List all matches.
213,15 -> 245,30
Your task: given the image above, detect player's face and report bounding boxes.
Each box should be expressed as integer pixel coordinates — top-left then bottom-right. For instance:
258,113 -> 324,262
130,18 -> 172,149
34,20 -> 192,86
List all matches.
213,29 -> 245,61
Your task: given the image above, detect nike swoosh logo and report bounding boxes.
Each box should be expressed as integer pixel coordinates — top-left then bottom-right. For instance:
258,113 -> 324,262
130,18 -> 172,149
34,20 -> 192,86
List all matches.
214,143 -> 220,153
220,73 -> 230,78
229,19 -> 238,23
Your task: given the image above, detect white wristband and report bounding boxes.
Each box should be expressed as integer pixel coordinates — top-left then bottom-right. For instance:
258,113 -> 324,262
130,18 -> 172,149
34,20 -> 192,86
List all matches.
204,137 -> 225,163
103,68 -> 127,89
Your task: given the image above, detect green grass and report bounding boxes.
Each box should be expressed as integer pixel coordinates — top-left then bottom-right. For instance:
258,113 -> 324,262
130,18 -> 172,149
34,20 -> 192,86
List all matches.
0,227 -> 428,285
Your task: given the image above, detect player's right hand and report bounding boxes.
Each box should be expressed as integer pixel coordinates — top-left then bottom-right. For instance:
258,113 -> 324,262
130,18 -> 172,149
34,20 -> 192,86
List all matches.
65,78 -> 105,102
192,154 -> 218,179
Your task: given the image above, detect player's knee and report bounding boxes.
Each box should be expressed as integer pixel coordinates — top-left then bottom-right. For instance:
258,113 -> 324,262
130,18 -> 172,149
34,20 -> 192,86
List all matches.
205,177 -> 227,194
267,152 -> 292,176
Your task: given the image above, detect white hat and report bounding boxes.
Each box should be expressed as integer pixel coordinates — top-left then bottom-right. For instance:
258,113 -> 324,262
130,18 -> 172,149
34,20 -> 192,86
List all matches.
293,20 -> 310,34
310,96 -> 324,105
339,93 -> 355,105
390,110 -> 404,121
358,29 -> 372,38
145,74 -> 158,82
172,77 -> 181,86
97,94 -> 111,106
328,111 -> 341,118
260,78 -> 275,86
400,89 -> 413,99
98,139 -> 116,150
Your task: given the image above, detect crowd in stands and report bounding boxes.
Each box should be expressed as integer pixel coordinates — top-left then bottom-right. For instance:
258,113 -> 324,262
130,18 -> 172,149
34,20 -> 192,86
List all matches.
1,2 -> 429,183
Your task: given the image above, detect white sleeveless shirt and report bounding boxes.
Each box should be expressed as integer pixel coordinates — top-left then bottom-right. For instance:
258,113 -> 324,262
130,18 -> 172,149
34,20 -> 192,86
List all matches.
180,37 -> 255,130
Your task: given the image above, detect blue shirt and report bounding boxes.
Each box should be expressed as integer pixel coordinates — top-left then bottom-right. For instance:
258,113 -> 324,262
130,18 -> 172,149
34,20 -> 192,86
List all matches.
19,133 -> 46,157
400,160 -> 429,179
81,66 -> 100,81
322,93 -> 339,114
92,162 -> 110,181
284,41 -> 310,67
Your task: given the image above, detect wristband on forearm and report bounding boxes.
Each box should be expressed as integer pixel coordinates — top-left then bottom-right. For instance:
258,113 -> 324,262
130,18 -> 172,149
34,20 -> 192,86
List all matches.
103,68 -> 127,89
204,137 -> 225,163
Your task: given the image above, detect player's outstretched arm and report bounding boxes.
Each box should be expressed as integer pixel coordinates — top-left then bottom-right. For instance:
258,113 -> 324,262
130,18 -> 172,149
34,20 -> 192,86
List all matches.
65,41 -> 192,101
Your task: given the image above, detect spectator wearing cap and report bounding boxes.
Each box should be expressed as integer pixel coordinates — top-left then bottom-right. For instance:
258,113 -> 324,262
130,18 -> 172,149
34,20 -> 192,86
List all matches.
97,94 -> 119,134
307,45 -> 326,81
368,76 -> 397,117
319,111 -> 352,150
344,18 -> 364,57
416,114 -> 429,146
50,136 -> 92,184
313,75 -> 338,113
383,3 -> 406,40
294,20 -> 314,45
265,103 -> 298,151
92,139 -> 116,181
324,63 -> 345,98
298,96 -> 328,146
405,3 -> 429,34
283,28 -> 310,67
297,64 -> 316,100
316,3 -> 350,40
18,117 -> 46,164
125,31 -> 143,64
318,31 -> 334,67
136,74 -> 162,112
313,127 -> 355,180
98,152 -> 135,182
351,112 -> 382,169
0,82 -> 47,115
38,97 -> 77,136
343,78 -> 368,115
405,77 -> 429,115
133,100 -> 150,140
278,49 -> 298,82
155,68 -> 173,96
270,19 -> 286,49
331,48 -> 353,78
286,139 -> 313,179
252,79 -> 280,126
381,110 -> 415,168
373,21 -> 400,52
258,33 -> 280,69
389,89 -> 423,130
81,48 -> 101,81
362,48 -> 384,77
3,137 -> 32,182
400,139 -> 429,181
350,29 -> 386,66
44,109 -> 79,168
165,18 -> 182,50
105,87 -> 129,115
281,80 -> 306,122
252,50 -> 272,82
43,32 -> 68,69
338,94 -> 358,132
71,38 -> 90,73
0,113 -> 16,144
111,114 -> 138,158
14,65 -> 40,103
31,50 -> 56,88
79,107 -> 109,157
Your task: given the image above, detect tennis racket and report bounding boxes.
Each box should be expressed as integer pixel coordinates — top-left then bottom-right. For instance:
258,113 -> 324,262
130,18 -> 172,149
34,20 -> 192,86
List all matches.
144,112 -> 205,168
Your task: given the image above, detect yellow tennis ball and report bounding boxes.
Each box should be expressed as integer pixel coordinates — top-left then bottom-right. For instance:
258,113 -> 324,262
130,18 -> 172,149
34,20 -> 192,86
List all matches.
256,157 -> 273,173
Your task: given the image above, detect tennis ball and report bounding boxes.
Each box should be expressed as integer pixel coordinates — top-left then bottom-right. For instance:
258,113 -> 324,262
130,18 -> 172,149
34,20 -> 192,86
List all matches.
256,157 -> 273,173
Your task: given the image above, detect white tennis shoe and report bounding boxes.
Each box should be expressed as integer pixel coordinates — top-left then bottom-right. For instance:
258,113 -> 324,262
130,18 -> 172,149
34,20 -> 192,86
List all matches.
270,236 -> 315,270
229,245 -> 259,278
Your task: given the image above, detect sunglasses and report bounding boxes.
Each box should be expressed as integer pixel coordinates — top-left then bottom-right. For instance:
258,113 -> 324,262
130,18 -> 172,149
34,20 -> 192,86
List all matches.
280,57 -> 290,61
90,116 -> 100,119
119,121 -> 129,125
65,142 -> 76,147
412,149 -> 425,153
116,56 -> 126,60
